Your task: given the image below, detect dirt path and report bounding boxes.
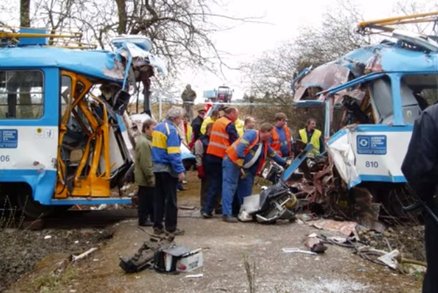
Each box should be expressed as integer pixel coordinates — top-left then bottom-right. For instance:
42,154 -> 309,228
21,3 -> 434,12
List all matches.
7,208 -> 421,293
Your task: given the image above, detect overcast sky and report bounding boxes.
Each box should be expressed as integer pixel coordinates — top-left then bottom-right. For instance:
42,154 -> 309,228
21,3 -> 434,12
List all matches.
182,0 -> 424,102
2,0 -> 433,102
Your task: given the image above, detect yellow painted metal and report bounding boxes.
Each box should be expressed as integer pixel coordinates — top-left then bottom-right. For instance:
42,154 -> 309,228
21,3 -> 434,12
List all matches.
55,71 -> 112,198
357,11 -> 438,34
0,28 -> 96,49
0,31 -> 80,39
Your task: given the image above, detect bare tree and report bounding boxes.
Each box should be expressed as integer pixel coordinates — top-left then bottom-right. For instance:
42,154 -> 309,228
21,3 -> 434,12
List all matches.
241,43 -> 297,105
241,0 -> 368,103
20,0 -> 31,27
293,1 -> 369,71
27,0 -> 255,79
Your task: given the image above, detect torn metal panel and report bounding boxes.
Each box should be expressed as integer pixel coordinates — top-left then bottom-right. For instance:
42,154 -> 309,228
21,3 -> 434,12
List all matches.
326,128 -> 360,188
293,63 -> 350,103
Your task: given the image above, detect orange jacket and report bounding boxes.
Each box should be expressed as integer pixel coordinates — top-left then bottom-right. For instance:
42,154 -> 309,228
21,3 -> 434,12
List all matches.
271,125 -> 291,156
226,130 -> 268,175
206,116 -> 232,158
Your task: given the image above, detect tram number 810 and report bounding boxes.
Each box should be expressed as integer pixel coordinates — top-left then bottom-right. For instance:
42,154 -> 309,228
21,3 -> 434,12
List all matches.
365,161 -> 379,168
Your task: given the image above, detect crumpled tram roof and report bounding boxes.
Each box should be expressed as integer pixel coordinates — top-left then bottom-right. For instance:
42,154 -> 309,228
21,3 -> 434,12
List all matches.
294,41 -> 438,102
0,46 -> 124,81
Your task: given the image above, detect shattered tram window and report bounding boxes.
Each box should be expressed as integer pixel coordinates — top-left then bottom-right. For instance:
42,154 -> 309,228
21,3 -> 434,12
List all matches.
0,70 -> 44,119
369,77 -> 393,124
402,74 -> 438,112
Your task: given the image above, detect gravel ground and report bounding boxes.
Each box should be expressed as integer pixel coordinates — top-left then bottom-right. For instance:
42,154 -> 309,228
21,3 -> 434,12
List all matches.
0,172 -> 426,292
5,214 -> 423,293
0,226 -> 112,292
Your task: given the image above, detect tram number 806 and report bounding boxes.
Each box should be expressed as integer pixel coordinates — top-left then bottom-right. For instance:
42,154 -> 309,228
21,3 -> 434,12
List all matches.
0,155 -> 11,162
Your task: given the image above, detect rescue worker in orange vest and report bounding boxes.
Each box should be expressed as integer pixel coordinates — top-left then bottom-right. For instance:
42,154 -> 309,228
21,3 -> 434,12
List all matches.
201,107 -> 239,219
298,118 -> 324,156
221,123 -> 286,222
270,112 -> 292,157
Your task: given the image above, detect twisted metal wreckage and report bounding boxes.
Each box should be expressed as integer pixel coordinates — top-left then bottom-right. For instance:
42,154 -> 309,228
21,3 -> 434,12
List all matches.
1,12 -> 438,226
0,29 -> 197,217
284,12 -> 438,229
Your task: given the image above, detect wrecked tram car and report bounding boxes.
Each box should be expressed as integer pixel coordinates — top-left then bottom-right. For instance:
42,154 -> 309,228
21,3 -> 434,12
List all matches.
0,30 -> 166,217
293,25 -> 438,223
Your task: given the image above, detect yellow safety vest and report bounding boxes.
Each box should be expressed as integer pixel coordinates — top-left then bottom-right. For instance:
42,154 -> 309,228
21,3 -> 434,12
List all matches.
234,118 -> 244,137
200,116 -> 215,135
299,128 -> 321,156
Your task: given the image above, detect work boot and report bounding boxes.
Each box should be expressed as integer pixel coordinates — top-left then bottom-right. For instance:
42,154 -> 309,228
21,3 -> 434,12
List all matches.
222,215 -> 238,223
201,211 -> 213,219
166,228 -> 185,236
153,227 -> 164,235
138,219 -> 153,227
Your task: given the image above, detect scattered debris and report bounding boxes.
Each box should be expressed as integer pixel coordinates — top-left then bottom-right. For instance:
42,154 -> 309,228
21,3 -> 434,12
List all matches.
308,219 -> 358,236
119,234 -> 173,273
304,235 -> 328,254
282,248 -> 317,255
44,235 -> 52,240
377,249 -> 400,270
176,248 -> 203,273
185,273 -> 203,278
71,247 -> 98,262
120,234 -> 203,274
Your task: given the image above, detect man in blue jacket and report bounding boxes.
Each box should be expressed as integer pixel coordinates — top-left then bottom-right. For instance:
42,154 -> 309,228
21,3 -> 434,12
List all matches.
151,106 -> 186,236
222,123 -> 286,222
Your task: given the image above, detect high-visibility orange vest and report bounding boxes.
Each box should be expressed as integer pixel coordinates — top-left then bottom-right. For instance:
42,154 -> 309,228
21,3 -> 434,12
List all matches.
206,116 -> 232,158
271,126 -> 291,156
226,131 -> 268,174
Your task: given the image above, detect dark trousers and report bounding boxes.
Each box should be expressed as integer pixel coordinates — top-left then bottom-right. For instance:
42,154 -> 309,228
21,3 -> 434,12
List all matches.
153,172 -> 178,232
423,202 -> 438,293
203,159 -> 223,214
200,177 -> 208,211
137,186 -> 154,224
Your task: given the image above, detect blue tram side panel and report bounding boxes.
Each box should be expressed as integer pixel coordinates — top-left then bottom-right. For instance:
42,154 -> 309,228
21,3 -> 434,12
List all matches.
292,23 -> 438,188
0,29 -> 166,214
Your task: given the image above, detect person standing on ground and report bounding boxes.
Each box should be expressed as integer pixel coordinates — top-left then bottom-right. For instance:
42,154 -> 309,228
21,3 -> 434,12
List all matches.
176,114 -> 192,191
201,107 -> 239,221
200,109 -> 220,135
151,106 -> 186,236
134,119 -> 156,226
223,123 -> 287,222
181,114 -> 193,147
190,105 -> 206,148
298,118 -> 324,156
194,122 -> 213,211
402,103 -> 438,293
181,84 -> 197,121
270,112 -> 292,157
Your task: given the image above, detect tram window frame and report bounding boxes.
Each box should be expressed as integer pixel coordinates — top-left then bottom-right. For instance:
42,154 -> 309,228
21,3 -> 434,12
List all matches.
60,75 -> 72,117
402,74 -> 438,110
0,70 -> 44,119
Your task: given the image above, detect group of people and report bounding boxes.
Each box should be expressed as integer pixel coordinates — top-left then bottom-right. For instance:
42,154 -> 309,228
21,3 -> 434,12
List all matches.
134,107 -> 186,236
133,102 -> 324,235
133,89 -> 438,291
